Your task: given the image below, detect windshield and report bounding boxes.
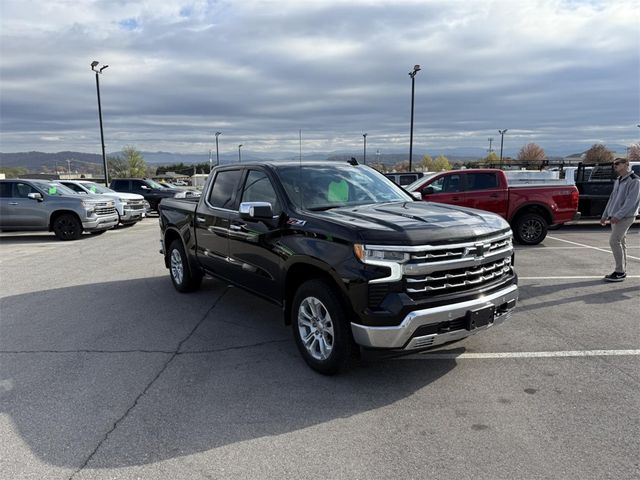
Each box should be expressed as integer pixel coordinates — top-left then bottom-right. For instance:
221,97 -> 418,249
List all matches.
406,172 -> 438,191
276,164 -> 412,210
31,181 -> 78,196
81,182 -> 113,194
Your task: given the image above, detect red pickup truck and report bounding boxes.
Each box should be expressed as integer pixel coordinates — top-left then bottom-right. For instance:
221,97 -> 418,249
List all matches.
407,169 -> 580,245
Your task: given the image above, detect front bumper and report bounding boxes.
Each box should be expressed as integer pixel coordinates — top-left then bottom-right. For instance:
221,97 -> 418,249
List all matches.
83,214 -> 119,231
351,283 -> 518,350
120,207 -> 145,223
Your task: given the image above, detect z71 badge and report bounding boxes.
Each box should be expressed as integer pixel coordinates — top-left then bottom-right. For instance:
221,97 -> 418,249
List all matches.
287,218 -> 307,226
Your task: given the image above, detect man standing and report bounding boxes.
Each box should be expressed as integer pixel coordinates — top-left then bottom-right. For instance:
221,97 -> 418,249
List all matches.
600,158 -> 640,282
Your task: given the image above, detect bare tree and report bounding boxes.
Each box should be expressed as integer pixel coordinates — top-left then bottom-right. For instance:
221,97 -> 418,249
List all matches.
584,144 -> 613,164
421,154 -> 434,171
628,143 -> 640,162
517,143 -> 546,168
393,161 -> 410,172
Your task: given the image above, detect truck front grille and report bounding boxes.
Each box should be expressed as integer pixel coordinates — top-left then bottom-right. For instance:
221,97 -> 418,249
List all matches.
409,236 -> 511,263
127,200 -> 145,210
405,257 -> 512,300
96,206 -> 117,216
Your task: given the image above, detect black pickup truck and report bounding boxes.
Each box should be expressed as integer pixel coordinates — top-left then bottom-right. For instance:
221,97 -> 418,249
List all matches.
158,161 -> 518,374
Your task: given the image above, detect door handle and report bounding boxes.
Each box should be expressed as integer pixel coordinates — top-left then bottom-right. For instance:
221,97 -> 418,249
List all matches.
229,224 -> 243,231
195,216 -> 206,223
452,197 -> 460,201
8,202 -> 18,205
489,194 -> 499,198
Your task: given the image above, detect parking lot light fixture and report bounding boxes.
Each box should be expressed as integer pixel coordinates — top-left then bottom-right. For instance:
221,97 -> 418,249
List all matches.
408,65 -> 421,172
91,60 -> 109,186
498,129 -> 508,162
215,132 -> 221,166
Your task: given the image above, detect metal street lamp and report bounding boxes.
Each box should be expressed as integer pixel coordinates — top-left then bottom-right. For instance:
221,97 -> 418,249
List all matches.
488,137 -> 494,153
498,129 -> 508,162
91,60 -> 109,186
408,64 -> 421,172
363,133 -> 367,165
238,144 -> 243,163
215,131 -> 221,166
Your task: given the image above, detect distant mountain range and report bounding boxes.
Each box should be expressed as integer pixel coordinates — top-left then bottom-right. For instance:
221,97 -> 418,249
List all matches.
0,144 -> 630,173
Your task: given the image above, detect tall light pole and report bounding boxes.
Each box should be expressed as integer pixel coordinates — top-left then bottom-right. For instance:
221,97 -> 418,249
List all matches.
91,60 -> 109,186
498,129 -> 508,162
238,144 -> 243,163
215,131 -> 221,166
408,64 -> 421,172
363,133 -> 367,165
488,137 -> 494,153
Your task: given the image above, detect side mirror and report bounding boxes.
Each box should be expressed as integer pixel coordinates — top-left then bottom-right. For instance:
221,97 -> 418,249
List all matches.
411,191 -> 422,200
27,192 -> 43,201
239,202 -> 273,220
422,186 -> 435,195
140,185 -> 151,190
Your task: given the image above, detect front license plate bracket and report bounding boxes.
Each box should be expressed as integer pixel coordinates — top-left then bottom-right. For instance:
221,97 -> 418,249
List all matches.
466,305 -> 495,330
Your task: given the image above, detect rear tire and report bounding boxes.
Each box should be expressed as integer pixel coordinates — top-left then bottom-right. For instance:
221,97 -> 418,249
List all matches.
291,279 -> 355,375
168,239 -> 202,292
513,213 -> 547,245
52,214 -> 82,241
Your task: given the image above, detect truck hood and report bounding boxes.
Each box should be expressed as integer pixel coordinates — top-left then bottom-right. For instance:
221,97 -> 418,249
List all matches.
98,192 -> 144,201
310,201 -> 511,244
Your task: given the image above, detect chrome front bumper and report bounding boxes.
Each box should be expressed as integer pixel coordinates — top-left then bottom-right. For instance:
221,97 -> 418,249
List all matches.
83,214 -> 119,231
351,284 -> 518,350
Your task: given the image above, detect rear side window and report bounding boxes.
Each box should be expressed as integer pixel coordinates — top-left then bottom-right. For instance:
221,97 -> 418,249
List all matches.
468,173 -> 499,190
208,170 -> 242,209
399,175 -> 417,186
111,180 -> 128,190
0,182 -> 12,197
63,182 -> 86,193
240,170 -> 281,214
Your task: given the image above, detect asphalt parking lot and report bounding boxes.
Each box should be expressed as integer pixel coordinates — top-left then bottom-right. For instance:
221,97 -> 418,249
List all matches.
1,218 -> 638,480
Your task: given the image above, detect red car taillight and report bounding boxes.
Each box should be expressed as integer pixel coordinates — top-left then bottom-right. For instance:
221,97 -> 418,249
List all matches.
571,189 -> 579,209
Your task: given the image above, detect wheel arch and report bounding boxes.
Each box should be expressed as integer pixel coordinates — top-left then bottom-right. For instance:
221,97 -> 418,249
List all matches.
49,210 -> 82,232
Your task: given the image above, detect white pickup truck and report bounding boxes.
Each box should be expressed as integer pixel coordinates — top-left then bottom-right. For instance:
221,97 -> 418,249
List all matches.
59,180 -> 147,226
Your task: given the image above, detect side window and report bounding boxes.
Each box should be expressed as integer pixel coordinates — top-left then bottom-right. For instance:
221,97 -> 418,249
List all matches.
14,182 -> 38,198
428,176 -> 445,193
431,174 -> 461,193
240,170 -> 281,214
0,182 -> 13,197
208,170 -> 242,209
63,183 -> 85,193
131,180 -> 146,190
111,180 -> 127,190
399,175 -> 416,186
468,173 -> 498,191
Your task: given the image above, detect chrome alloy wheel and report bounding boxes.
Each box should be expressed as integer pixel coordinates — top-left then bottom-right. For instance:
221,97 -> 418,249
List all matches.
170,249 -> 184,285
298,297 -> 334,361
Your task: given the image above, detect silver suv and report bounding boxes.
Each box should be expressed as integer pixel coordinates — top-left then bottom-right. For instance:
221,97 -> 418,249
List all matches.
0,179 -> 118,240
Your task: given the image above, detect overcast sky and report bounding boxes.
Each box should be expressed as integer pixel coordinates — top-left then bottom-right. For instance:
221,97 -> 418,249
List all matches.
0,0 -> 638,157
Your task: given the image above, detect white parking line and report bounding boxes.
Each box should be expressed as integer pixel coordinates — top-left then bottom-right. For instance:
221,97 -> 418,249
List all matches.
519,275 -> 640,280
418,350 -> 640,359
546,235 -> 640,261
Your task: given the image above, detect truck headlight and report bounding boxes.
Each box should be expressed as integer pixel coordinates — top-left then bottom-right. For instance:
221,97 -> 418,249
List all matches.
118,198 -> 128,206
354,245 -> 409,263
81,200 -> 96,213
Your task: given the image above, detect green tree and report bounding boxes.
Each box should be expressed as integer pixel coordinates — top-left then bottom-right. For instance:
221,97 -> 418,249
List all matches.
421,154 -> 434,171
584,144 -> 613,164
0,167 -> 29,178
433,155 -> 452,171
122,146 -> 147,177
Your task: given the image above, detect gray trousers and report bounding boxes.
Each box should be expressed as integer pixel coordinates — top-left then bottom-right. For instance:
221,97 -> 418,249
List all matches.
609,216 -> 636,272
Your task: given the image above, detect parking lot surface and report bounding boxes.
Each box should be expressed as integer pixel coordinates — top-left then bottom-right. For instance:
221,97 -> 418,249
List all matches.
1,219 -> 638,480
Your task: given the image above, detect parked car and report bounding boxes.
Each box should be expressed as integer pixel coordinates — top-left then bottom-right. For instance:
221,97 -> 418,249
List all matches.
0,179 -> 118,240
109,178 -> 182,212
383,171 -> 425,186
575,161 -> 640,217
58,180 -> 146,226
158,161 -> 518,374
406,168 -> 580,245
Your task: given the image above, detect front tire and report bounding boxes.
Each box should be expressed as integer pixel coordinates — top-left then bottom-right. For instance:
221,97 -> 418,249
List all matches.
89,230 -> 106,236
513,213 -> 548,245
168,239 -> 202,292
52,213 -> 82,241
292,279 -> 354,375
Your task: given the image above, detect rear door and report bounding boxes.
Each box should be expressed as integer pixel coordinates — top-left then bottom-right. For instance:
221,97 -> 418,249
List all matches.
195,168 -> 243,280
420,172 -> 466,206
462,171 -> 508,218
227,168 -> 284,300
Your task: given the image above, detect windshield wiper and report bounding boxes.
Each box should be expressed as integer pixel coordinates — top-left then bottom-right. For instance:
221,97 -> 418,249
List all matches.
307,205 -> 342,211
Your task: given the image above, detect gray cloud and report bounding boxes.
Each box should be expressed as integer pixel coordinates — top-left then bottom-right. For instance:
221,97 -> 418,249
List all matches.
1,0 -> 638,157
